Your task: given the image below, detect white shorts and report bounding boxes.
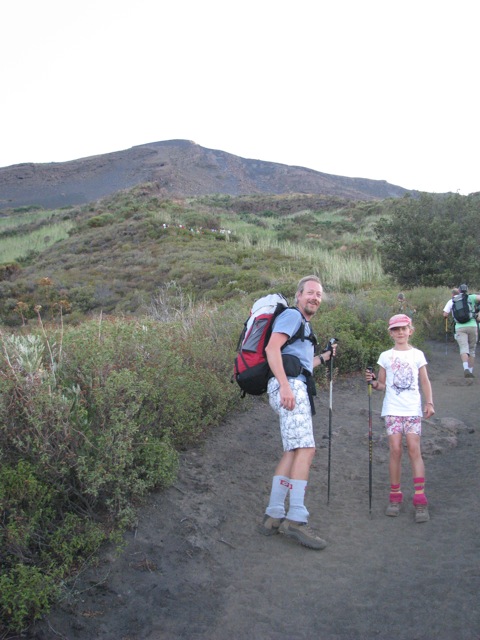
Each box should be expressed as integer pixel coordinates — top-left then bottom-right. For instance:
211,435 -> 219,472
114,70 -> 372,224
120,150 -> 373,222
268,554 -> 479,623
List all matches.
267,377 -> 315,451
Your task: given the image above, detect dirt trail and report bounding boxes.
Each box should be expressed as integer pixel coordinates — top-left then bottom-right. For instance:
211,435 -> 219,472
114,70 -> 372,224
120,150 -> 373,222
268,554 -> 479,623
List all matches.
32,339 -> 479,640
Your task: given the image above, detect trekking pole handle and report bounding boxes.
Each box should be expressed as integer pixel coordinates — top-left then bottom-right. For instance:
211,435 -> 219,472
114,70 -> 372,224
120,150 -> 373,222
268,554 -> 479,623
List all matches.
366,366 -> 375,386
323,337 -> 338,355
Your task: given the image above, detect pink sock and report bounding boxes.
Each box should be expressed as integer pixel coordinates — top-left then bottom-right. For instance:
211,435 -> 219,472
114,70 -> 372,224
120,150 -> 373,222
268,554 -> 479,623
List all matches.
389,484 -> 403,503
413,477 -> 428,505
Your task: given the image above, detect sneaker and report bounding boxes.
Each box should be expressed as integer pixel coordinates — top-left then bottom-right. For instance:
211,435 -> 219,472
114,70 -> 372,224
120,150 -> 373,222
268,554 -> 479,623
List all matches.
415,504 -> 430,523
385,501 -> 401,517
464,370 -> 474,378
257,514 -> 283,536
278,519 -> 327,550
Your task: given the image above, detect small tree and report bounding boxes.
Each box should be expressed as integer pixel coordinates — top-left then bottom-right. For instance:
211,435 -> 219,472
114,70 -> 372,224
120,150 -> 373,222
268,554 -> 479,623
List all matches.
375,193 -> 480,287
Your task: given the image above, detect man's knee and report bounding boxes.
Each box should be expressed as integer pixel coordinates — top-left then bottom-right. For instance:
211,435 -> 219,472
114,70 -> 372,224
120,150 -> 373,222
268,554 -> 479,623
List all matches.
296,447 -> 316,462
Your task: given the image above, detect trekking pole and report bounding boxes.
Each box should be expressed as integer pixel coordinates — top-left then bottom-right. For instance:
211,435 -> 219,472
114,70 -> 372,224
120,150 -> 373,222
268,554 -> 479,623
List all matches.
445,317 -> 448,355
326,338 -> 338,505
366,366 -> 374,516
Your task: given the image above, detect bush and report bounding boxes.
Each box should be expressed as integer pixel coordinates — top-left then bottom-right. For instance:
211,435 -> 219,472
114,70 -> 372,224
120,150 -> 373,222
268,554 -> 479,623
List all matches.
0,461 -> 106,632
0,564 -> 59,632
375,193 -> 480,286
86,213 -> 116,227
313,295 -> 428,375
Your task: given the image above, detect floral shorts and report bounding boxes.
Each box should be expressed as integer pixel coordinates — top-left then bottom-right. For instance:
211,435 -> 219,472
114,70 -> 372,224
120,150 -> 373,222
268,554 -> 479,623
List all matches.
384,415 -> 422,436
267,377 -> 315,451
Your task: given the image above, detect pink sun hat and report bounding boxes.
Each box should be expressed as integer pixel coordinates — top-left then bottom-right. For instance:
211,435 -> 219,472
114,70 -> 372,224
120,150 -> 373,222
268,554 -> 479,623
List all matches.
388,314 -> 411,329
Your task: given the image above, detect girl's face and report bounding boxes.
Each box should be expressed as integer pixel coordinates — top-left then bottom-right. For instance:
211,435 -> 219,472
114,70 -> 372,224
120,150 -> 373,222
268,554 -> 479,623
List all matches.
389,325 -> 413,345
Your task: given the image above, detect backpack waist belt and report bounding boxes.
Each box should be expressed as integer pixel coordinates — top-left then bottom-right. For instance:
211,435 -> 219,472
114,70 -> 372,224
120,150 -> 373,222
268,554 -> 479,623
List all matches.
302,367 -> 317,416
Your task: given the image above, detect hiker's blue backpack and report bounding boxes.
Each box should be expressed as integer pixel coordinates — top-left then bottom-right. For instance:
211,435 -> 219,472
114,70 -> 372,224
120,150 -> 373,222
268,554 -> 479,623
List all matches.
451,292 -> 474,324
232,293 -> 310,396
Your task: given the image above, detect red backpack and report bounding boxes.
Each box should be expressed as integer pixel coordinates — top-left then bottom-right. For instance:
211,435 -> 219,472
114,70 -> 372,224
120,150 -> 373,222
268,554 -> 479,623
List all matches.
232,293 -> 313,396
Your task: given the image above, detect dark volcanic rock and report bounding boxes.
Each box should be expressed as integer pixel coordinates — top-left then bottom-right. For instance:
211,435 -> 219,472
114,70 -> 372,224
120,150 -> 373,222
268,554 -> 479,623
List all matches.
0,139 -> 416,210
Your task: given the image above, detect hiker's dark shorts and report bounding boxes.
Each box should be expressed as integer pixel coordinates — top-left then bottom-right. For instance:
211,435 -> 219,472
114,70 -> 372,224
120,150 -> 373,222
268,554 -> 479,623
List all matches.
267,377 -> 315,451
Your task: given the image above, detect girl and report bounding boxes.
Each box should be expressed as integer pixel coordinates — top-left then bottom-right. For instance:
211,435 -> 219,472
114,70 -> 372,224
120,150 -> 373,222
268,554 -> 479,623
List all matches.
366,314 -> 435,523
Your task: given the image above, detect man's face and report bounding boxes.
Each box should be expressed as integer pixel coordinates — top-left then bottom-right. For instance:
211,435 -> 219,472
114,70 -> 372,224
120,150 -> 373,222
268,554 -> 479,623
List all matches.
297,281 -> 323,319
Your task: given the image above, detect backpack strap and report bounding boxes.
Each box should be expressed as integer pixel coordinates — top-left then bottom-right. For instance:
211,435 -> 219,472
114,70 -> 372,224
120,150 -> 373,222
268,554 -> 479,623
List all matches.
283,307 -> 318,348
271,307 -> 318,414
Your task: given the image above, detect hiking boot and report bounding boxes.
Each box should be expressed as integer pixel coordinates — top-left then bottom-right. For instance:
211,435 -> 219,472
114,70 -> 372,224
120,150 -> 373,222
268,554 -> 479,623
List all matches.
257,514 -> 283,536
415,504 -> 430,523
464,370 -> 474,378
278,519 -> 327,550
385,501 -> 401,517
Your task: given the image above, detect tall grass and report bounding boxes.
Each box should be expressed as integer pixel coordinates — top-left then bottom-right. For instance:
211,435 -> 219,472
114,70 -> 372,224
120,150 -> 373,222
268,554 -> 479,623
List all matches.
131,205 -> 385,292
0,220 -> 74,263
237,236 -> 386,290
0,210 -> 66,230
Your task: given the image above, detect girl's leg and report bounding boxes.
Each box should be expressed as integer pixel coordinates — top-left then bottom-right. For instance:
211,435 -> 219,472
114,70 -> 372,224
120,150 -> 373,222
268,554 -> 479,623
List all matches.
405,433 -> 425,479
388,433 -> 403,491
406,433 -> 428,505
386,433 -> 403,516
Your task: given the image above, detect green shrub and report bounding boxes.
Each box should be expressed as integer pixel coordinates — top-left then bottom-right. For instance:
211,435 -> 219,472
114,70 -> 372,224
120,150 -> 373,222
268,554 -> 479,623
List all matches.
0,460 -> 56,564
0,462 -> 106,632
0,564 -> 59,632
43,513 -> 106,576
86,213 -> 116,227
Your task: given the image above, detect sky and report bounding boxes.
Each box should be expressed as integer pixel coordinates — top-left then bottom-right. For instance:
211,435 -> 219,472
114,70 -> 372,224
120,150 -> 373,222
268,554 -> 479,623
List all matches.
2,1 -> 479,195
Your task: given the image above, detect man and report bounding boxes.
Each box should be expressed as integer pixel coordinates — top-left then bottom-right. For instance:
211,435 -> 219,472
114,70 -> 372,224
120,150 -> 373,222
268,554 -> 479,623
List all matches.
443,284 -> 480,378
395,292 -> 416,318
258,275 -> 336,550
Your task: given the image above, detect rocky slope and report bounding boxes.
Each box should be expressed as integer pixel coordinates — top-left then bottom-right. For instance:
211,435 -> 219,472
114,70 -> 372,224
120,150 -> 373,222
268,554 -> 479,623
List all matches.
0,139 -> 417,210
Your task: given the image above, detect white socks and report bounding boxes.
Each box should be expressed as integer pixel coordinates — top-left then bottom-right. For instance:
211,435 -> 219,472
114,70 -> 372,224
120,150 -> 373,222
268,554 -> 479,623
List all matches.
265,476 -> 309,522
265,475 -> 290,518
286,479 -> 309,523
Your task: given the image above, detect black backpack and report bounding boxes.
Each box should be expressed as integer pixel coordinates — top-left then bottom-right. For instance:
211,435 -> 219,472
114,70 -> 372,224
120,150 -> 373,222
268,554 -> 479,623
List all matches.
451,292 -> 474,324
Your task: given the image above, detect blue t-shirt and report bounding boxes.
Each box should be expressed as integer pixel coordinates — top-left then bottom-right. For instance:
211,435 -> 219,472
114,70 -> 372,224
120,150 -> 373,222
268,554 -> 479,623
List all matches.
271,308 -> 315,376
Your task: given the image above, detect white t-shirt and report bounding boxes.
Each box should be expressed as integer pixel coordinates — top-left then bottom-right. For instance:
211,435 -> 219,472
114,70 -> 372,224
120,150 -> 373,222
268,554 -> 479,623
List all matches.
377,347 -> 427,417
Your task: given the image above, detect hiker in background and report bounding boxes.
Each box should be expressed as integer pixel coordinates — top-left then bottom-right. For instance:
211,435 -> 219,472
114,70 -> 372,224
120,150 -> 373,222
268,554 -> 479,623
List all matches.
476,300 -> 480,341
258,275 -> 336,550
443,284 -> 480,378
444,288 -> 459,347
395,292 -> 416,318
449,287 -> 460,301
366,314 -> 435,523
